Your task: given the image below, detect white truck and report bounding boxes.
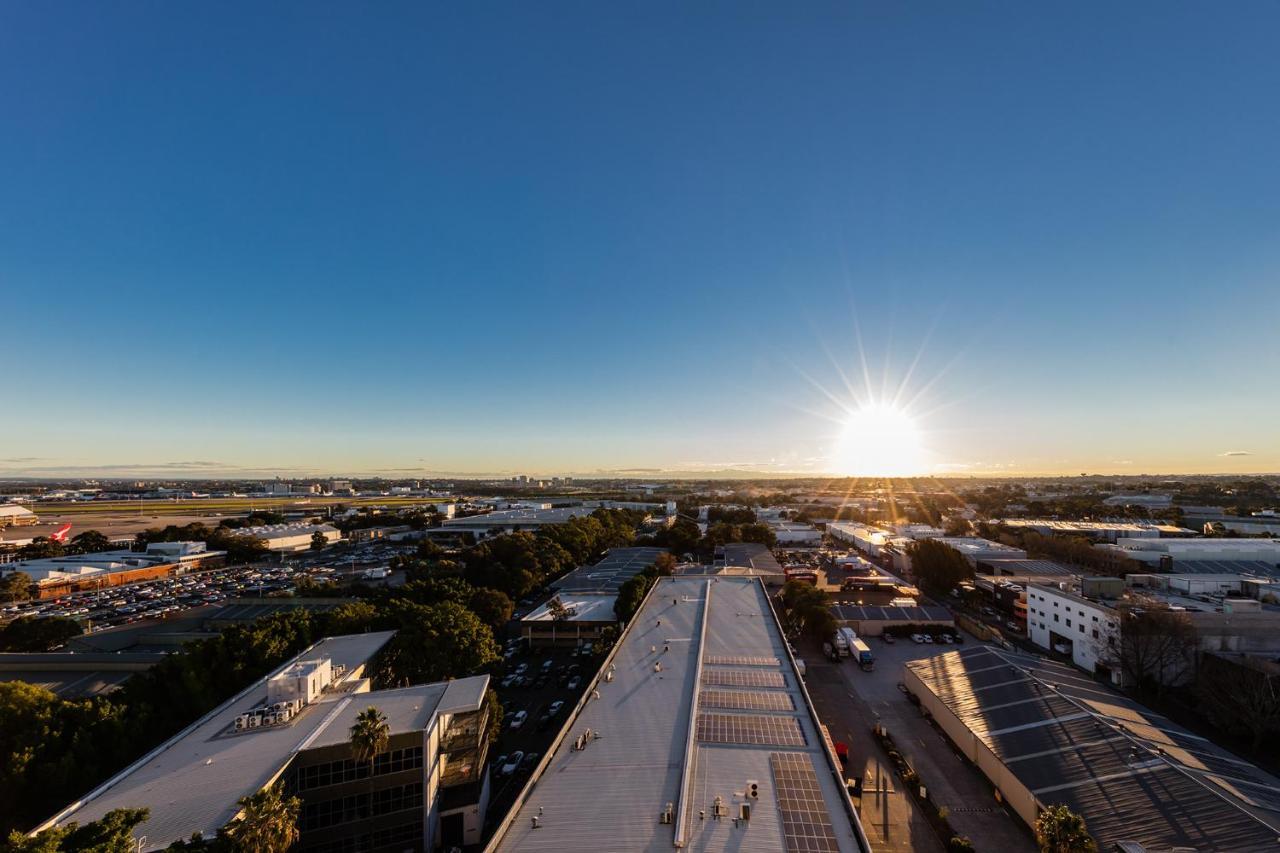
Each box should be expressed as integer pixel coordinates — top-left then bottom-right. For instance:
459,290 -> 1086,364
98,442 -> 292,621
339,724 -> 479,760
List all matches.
831,626 -> 857,658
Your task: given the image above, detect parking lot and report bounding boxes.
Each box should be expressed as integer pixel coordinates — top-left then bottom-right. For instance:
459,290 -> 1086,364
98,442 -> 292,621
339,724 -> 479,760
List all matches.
483,641 -> 600,834
802,632 -> 1036,853
0,540 -> 411,637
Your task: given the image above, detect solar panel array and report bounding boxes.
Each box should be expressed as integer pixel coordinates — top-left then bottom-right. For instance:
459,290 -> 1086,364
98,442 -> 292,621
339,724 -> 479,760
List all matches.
770,752 -> 841,853
552,547 -> 669,593
697,713 -> 806,746
705,655 -> 781,667
700,689 -> 795,712
702,669 -> 787,688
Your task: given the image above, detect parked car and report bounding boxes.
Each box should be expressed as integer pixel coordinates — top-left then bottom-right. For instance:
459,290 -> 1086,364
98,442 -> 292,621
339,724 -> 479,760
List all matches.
547,700 -> 565,717
521,751 -> 540,770
501,751 -> 525,775
881,633 -> 895,644
514,663 -> 529,675
491,753 -> 508,774
509,710 -> 528,730
922,634 -> 934,644
911,634 -> 925,644
566,675 -> 581,691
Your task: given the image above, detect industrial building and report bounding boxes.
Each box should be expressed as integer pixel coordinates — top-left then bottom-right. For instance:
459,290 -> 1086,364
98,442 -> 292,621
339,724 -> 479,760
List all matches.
1103,537 -> 1280,567
713,542 -> 786,585
928,536 -> 1028,566
234,522 -> 342,552
1027,573 -> 1280,685
39,631 -> 494,852
904,645 -> 1280,851
769,520 -> 823,546
441,505 -> 595,539
0,541 -> 226,597
996,518 -> 1191,542
0,503 -> 38,527
487,575 -> 871,853
830,603 -> 953,636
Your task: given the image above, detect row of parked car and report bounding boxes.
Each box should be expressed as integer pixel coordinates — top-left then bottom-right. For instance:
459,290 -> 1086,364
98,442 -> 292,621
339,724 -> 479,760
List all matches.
1,563 -> 334,631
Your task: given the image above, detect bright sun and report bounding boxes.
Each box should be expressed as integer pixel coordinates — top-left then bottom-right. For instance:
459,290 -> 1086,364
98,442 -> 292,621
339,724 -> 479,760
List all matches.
831,403 -> 925,476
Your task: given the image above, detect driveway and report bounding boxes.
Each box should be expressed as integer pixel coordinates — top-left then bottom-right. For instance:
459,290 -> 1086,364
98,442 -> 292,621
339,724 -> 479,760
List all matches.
803,635 -> 1036,853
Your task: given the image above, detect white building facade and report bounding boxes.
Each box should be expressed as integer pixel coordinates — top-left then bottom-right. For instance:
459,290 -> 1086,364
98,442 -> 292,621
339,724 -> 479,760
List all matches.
1026,583 -> 1120,682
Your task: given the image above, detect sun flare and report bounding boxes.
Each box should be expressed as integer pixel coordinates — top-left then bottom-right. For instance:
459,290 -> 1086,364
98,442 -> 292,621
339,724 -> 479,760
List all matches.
831,403 -> 924,476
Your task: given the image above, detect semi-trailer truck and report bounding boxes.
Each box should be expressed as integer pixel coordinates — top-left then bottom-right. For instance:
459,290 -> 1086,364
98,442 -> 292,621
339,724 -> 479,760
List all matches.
851,638 -> 875,670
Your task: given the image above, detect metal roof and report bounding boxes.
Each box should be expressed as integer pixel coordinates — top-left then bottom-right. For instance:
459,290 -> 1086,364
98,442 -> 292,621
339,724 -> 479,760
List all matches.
906,646 -> 1280,851
522,593 -> 618,623
488,576 -> 869,853
42,631 -> 458,851
831,604 -> 953,623
716,543 -> 783,576
552,547 -> 667,594
1165,559 -> 1280,577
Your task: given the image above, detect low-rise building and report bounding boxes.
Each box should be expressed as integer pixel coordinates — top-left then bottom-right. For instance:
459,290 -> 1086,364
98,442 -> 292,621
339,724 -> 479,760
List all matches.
995,518 -> 1191,542
769,520 -> 822,545
0,504 -> 38,527
0,542 -> 226,597
38,631 -> 493,852
520,593 -> 617,647
1103,537 -> 1280,567
234,522 -> 342,552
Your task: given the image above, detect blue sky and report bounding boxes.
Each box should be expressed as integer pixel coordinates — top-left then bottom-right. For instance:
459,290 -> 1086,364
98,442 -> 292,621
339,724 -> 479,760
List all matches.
2,2 -> 1277,478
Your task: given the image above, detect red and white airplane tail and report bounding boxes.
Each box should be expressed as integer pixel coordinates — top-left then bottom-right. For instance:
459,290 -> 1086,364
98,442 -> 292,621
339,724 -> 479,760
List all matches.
50,523 -> 72,543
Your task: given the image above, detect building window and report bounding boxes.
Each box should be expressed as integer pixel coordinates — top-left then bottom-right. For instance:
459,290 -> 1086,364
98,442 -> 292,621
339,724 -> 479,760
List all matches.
1066,619 -> 1072,628
295,747 -> 424,792
1079,624 -> 1084,634
1053,614 -> 1059,623
1092,629 -> 1099,639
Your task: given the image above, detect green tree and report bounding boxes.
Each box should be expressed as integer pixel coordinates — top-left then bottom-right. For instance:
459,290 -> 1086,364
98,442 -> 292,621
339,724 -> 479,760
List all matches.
908,540 -> 973,594
778,581 -> 836,641
547,595 -> 573,622
67,530 -> 111,555
376,601 -> 499,686
469,588 -> 514,631
222,785 -> 299,853
349,705 -> 390,843
653,552 -> 677,576
1034,804 -> 1097,853
614,568 -> 658,623
16,538 -> 63,560
324,601 -> 381,635
309,531 -> 327,551
0,616 -> 83,652
0,572 -> 32,603
7,807 -> 149,853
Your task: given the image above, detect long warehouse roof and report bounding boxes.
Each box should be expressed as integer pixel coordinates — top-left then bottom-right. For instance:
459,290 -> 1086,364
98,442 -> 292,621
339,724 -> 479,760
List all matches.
488,575 -> 869,853
906,646 -> 1280,851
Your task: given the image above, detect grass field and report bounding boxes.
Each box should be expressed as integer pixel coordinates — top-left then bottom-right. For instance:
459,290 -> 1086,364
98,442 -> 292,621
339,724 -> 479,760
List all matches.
22,495 -> 454,518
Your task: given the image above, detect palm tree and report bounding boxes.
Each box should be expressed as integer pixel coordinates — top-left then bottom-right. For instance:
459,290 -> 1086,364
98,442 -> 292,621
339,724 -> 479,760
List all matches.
224,784 -> 300,853
1034,804 -> 1097,853
350,706 -> 391,844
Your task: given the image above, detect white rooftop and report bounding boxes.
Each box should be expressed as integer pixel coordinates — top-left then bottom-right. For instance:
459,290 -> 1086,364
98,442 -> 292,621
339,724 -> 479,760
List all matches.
522,593 -> 617,623
489,576 -> 868,853
41,631 -> 439,851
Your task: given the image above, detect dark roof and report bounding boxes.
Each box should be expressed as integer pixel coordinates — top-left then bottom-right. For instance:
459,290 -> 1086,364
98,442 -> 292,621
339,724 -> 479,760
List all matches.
552,547 -> 667,594
716,542 -> 782,574
1165,559 -> 1280,576
980,558 -> 1080,578
906,646 -> 1280,852
830,604 -> 952,623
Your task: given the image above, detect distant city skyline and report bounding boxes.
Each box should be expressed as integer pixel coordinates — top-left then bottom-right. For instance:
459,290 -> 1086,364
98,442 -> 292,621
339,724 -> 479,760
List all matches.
2,3 -> 1277,478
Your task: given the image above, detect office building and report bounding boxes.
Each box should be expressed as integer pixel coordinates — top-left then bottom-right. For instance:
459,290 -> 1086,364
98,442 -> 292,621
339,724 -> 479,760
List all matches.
39,632 -> 492,852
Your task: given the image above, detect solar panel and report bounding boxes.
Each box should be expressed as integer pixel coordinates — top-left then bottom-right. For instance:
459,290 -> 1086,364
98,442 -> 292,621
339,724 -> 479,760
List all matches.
697,713 -> 806,746
705,655 -> 781,667
702,669 -> 786,688
701,689 -> 795,712
1206,775 -> 1280,812
770,752 -> 841,853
